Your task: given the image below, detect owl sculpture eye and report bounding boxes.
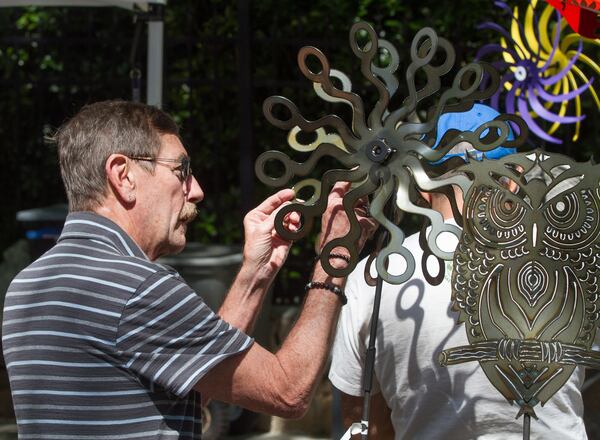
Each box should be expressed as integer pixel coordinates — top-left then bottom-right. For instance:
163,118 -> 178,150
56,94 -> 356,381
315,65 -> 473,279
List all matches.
466,185 -> 528,250
544,188 -> 598,250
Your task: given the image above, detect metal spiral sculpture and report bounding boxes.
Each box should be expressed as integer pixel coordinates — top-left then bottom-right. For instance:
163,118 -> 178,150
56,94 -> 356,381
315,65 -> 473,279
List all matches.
256,21 -> 526,284
477,0 -> 600,144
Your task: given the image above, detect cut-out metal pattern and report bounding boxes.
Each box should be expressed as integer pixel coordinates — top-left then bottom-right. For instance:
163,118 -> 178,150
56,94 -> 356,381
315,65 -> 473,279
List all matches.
256,22 -> 526,283
440,150 -> 600,418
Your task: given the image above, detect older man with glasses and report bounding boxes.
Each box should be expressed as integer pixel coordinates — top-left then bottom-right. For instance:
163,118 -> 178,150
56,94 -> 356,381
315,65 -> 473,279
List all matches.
2,100 -> 376,439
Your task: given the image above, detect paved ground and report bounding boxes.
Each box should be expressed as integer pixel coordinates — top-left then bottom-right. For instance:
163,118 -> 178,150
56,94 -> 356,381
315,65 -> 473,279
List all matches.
0,421 -> 329,440
226,435 -> 328,440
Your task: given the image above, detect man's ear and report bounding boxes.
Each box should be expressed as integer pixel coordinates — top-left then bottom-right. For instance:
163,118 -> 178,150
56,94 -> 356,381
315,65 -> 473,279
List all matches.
105,154 -> 136,204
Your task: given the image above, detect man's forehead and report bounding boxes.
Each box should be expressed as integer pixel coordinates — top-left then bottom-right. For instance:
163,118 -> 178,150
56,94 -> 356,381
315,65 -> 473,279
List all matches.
159,133 -> 188,157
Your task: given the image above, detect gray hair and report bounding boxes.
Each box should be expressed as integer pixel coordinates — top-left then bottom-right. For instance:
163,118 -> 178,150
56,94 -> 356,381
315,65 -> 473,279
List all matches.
55,100 -> 179,211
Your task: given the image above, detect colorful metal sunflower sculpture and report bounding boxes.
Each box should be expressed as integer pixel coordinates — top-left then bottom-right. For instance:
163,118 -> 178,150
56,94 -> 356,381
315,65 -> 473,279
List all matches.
477,0 -> 600,144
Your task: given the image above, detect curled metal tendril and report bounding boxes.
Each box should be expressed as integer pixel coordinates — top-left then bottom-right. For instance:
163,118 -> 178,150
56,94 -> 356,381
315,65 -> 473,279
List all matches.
256,21 -> 528,283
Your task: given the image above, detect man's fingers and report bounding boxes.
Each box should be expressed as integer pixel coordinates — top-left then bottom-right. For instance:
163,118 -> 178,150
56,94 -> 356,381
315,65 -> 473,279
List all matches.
253,188 -> 296,216
281,210 -> 301,233
328,181 -> 351,201
259,200 -> 303,239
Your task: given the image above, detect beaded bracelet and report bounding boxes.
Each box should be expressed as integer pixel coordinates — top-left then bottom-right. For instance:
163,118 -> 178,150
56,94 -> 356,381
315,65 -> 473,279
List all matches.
328,253 -> 351,264
314,253 -> 351,264
305,281 -> 348,305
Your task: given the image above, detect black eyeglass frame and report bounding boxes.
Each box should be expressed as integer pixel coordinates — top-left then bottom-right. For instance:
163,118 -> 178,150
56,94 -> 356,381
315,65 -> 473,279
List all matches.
127,155 -> 192,182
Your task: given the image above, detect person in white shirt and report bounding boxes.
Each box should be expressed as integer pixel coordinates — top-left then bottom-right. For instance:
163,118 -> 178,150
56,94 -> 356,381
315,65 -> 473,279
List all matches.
329,104 -> 596,439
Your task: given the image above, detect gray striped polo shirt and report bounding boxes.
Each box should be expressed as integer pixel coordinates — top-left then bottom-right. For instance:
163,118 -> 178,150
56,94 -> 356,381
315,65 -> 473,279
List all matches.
2,211 -> 253,439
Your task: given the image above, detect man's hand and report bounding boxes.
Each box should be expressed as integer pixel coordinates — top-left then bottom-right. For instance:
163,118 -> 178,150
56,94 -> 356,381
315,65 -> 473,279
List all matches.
203,184 -> 378,417
318,182 -> 377,265
242,188 -> 299,279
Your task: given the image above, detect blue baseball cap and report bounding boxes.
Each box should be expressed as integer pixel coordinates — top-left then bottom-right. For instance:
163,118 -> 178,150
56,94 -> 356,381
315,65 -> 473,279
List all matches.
432,103 -> 516,163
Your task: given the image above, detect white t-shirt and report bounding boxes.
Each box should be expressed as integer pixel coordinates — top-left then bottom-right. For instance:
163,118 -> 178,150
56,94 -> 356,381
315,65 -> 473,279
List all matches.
330,231 -> 592,440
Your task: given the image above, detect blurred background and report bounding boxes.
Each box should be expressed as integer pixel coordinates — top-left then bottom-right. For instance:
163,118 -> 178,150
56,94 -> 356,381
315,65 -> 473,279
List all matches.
0,0 -> 598,438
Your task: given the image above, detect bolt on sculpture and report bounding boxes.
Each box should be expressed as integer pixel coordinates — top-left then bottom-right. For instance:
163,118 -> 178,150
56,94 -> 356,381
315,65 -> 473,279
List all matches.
255,20 -> 600,440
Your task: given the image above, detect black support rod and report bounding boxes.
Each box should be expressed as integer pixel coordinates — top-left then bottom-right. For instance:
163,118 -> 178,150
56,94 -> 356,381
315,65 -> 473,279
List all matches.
359,255 -> 386,439
523,414 -> 531,440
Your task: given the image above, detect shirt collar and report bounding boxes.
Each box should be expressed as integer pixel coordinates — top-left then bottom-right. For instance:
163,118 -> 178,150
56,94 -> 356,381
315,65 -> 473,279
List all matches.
58,211 -> 148,259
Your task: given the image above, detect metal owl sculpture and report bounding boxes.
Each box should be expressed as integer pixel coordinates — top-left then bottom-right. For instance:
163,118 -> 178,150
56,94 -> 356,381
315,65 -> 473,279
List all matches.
439,150 -> 600,421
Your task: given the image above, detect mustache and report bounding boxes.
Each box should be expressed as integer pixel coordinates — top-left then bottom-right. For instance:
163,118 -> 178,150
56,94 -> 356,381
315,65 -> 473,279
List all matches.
180,203 -> 199,223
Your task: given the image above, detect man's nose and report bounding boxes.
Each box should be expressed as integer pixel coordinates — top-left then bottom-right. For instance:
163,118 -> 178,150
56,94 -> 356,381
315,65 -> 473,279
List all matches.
186,175 -> 204,203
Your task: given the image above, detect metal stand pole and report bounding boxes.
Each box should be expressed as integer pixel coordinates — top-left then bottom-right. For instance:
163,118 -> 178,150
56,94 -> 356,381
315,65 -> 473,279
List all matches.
523,414 -> 531,440
146,4 -> 164,108
359,269 -> 385,439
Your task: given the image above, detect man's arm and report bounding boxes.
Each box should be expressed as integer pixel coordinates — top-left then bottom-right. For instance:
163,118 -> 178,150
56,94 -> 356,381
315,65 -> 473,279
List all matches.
196,182 -> 376,417
218,188 -> 297,333
341,392 -> 394,439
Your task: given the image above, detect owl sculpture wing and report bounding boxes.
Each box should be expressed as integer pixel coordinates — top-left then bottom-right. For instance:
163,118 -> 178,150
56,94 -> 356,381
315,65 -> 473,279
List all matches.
440,150 -> 600,418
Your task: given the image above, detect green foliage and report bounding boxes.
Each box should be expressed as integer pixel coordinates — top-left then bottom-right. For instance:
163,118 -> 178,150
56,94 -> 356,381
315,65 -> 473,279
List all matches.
0,0 -> 598,276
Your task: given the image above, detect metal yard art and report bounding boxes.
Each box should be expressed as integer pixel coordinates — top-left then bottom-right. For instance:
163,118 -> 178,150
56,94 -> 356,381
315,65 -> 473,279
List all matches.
256,20 -> 600,440
440,150 -> 600,420
476,0 -> 600,144
255,22 -> 525,284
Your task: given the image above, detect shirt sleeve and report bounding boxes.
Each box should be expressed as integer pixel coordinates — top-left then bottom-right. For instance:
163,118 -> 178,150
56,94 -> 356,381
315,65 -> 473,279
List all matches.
329,259 -> 380,396
116,270 -> 253,398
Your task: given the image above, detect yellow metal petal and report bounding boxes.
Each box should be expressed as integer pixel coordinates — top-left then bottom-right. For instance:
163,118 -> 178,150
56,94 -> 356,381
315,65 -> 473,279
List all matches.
524,2 -> 541,56
500,37 -> 517,65
510,6 -> 529,60
539,4 -> 556,53
565,73 -> 581,141
569,52 -> 600,77
570,64 -> 600,108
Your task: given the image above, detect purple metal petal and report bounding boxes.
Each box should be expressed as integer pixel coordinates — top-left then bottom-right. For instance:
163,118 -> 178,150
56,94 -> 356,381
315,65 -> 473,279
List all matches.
539,40 -> 583,87
496,0 -> 535,57
517,96 -> 562,143
476,43 -> 519,62
478,22 -> 526,61
491,90 -> 501,110
534,78 -> 591,103
505,79 -> 518,115
540,9 -> 563,71
527,84 -> 585,123
491,61 -> 509,71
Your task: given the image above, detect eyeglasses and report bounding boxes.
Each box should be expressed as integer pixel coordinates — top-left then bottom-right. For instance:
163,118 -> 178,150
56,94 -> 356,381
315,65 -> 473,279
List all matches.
128,155 -> 192,182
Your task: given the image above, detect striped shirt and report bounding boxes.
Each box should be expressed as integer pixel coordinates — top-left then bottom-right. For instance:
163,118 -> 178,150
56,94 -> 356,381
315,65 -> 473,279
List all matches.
2,211 -> 253,439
